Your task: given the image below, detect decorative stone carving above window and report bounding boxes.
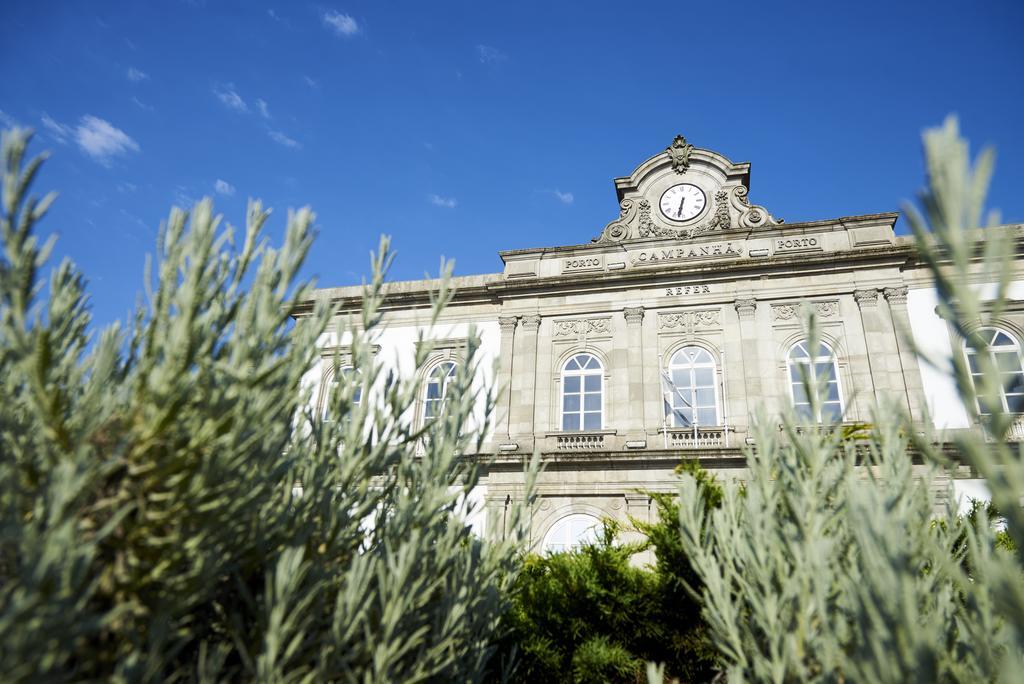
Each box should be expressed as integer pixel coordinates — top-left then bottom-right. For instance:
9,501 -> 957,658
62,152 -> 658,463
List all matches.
771,300 -> 840,322
658,309 -> 721,330
553,318 -> 612,338
415,337 -> 469,361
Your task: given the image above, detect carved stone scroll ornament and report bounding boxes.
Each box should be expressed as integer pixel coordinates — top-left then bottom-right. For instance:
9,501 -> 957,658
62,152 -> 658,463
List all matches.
553,318 -> 612,338
658,309 -> 721,330
729,185 -> 781,229
771,300 -> 840,321
667,134 -> 695,173
598,191 -> 731,243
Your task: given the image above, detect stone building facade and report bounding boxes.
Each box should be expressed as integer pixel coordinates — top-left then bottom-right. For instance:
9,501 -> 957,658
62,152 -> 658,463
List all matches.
294,136 -> 1024,551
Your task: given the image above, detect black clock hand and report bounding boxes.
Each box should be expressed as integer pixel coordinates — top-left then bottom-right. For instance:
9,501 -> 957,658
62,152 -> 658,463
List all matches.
676,196 -> 685,218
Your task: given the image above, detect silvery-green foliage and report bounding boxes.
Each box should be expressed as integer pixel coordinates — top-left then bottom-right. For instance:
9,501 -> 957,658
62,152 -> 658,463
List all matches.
0,129 -> 537,682
666,116 -> 1024,683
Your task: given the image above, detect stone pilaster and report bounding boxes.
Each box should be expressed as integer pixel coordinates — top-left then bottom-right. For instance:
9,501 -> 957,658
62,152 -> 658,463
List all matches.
495,316 -> 518,441
853,288 -> 897,408
734,298 -> 761,422
883,286 -> 926,422
510,314 -> 541,449
623,306 -> 646,443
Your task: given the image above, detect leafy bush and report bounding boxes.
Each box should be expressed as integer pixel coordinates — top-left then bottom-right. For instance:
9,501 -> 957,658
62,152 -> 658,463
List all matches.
498,466 -> 721,683
0,129 -> 537,682
668,117 -> 1024,682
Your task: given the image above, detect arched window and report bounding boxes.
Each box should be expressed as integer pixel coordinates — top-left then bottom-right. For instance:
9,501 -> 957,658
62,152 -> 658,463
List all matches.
542,513 -> 601,553
323,365 -> 361,421
787,340 -> 843,423
965,328 -> 1024,414
665,346 -> 719,427
561,353 -> 603,431
423,361 -> 457,422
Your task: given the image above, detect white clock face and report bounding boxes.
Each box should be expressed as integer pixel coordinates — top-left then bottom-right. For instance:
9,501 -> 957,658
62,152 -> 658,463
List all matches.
659,183 -> 706,222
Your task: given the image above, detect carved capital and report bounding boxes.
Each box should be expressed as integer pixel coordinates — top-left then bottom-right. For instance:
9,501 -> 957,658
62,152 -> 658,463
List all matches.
853,289 -> 879,308
734,298 -> 757,320
623,306 -> 645,326
883,286 -> 909,305
498,315 -> 519,334
521,314 -> 541,332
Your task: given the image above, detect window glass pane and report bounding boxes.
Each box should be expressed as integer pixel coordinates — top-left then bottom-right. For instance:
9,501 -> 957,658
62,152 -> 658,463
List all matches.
564,376 -> 580,393
563,394 -> 580,412
814,362 -> 836,381
826,382 -> 840,402
672,408 -> 692,427
426,383 -> 441,399
562,413 -> 578,431
694,368 -> 714,386
790,343 -> 809,359
672,369 -> 690,388
565,357 -> 580,371
792,383 -> 809,405
996,352 -> 1021,372
993,331 -> 1013,346
790,365 -> 806,382
697,407 -> 717,426
1005,373 -> 1024,394
584,394 -> 601,411
795,403 -> 813,420
967,354 -> 980,373
583,412 -> 602,430
821,402 -> 842,423
584,375 -> 601,392
695,388 -> 715,406
1007,394 -> 1024,413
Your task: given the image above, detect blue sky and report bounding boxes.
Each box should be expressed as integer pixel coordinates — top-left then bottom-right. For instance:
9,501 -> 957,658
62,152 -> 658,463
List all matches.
1,0 -> 1022,328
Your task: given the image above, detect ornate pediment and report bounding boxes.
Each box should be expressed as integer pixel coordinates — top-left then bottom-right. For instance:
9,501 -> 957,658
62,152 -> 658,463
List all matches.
595,134 -> 781,244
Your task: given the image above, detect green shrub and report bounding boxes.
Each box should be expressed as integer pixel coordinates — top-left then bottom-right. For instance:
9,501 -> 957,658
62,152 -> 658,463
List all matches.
0,129 -> 537,682
499,469 -> 721,683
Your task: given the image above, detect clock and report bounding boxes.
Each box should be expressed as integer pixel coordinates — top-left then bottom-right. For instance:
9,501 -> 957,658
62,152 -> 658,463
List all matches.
659,183 -> 706,222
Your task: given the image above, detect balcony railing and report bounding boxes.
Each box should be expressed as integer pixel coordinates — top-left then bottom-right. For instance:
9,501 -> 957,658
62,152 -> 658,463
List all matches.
660,426 -> 732,449
555,433 -> 606,451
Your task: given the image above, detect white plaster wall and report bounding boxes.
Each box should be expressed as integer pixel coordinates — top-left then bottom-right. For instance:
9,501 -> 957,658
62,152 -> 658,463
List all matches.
907,281 -> 1024,430
309,319 -> 501,439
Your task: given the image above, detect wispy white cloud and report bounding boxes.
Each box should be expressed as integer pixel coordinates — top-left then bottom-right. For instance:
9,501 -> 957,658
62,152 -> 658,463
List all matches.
268,129 -> 301,149
476,44 -> 507,64
126,67 -> 148,82
213,83 -> 247,112
303,75 -> 318,89
41,113 -> 73,143
267,8 -> 282,21
75,115 -> 140,166
553,189 -> 574,205
214,179 -> 235,196
323,10 -> 359,37
429,194 -> 457,209
256,98 -> 270,119
132,96 -> 154,112
117,182 -> 138,193
0,109 -> 19,128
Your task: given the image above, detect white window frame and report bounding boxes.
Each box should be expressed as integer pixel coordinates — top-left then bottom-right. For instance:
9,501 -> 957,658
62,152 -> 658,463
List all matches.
665,345 -> 720,428
422,360 -> 458,423
559,353 -> 604,432
786,340 -> 844,423
542,513 -> 601,554
963,327 -> 1024,415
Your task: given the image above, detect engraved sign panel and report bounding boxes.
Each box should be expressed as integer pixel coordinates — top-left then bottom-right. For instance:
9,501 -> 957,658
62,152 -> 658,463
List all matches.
561,255 -> 605,274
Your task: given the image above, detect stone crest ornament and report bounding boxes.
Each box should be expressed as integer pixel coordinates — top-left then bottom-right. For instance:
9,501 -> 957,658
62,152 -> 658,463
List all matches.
667,134 -> 694,173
